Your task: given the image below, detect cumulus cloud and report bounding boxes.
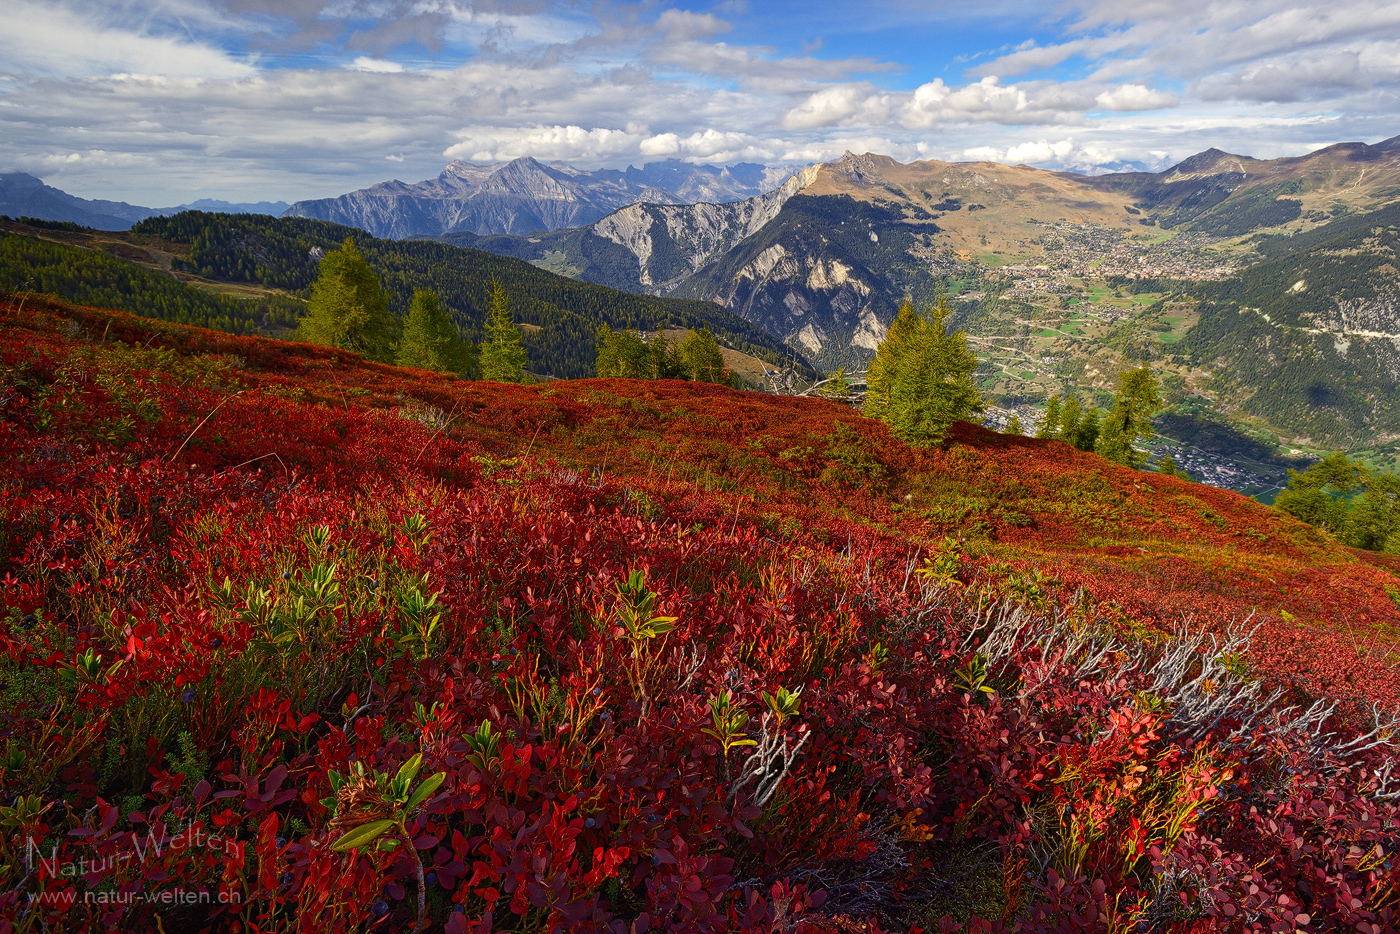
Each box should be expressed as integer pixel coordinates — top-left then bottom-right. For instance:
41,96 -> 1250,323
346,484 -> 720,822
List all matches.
1094,84 -> 1179,111
900,77 -> 1073,128
444,125 -> 644,163
0,0 -> 1395,203
782,86 -> 891,130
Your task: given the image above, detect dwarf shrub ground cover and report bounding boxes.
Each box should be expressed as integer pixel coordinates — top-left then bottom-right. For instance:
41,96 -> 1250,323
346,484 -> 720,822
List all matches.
1,295 -> 1398,932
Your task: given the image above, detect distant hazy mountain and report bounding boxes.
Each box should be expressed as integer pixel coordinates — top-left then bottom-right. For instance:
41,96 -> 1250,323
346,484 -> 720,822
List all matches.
282,158 -> 806,238
0,173 -> 288,230
172,198 -> 291,215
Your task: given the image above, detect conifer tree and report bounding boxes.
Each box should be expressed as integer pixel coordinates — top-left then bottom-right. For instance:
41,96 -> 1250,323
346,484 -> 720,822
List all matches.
479,280 -> 528,382
1037,395 -> 1062,439
864,301 -> 922,422
678,327 -> 730,385
648,333 -> 685,379
867,297 -> 982,446
1005,412 -> 1023,436
595,324 -> 650,378
1060,396 -> 1083,445
298,238 -> 398,362
396,289 -> 475,376
1096,365 -> 1162,467
1071,405 -> 1101,452
1158,453 -> 1179,477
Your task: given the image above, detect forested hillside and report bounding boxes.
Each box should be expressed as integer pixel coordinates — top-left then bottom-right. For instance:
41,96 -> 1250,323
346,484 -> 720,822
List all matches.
133,212 -> 807,378
1179,201 -> 1400,445
0,229 -> 302,334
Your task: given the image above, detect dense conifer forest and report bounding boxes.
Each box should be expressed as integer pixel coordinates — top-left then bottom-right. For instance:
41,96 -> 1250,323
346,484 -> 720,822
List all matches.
132,213 -> 806,378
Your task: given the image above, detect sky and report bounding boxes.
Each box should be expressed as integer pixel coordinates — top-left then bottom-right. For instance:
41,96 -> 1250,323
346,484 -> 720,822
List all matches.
2,0 -> 1398,205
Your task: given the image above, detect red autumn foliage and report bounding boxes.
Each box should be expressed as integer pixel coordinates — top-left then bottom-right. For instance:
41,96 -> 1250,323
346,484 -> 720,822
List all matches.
0,295 -> 1396,933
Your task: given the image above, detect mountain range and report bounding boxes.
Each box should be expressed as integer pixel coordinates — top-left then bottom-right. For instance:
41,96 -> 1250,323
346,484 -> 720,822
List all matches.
282,158 -> 806,238
0,173 -> 288,231
8,136 -> 1400,454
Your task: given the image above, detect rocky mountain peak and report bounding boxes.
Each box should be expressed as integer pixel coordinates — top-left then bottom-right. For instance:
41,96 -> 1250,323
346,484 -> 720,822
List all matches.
1165,148 -> 1251,178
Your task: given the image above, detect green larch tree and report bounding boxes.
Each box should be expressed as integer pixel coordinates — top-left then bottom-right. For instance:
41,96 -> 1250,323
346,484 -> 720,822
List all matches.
478,280 -> 528,383
1072,405 -> 1101,452
396,289 -> 476,376
867,297 -> 982,447
1037,395 -> 1062,439
297,238 -> 398,362
677,327 -> 731,385
595,324 -> 650,378
1096,366 -> 1162,468
864,300 -> 922,422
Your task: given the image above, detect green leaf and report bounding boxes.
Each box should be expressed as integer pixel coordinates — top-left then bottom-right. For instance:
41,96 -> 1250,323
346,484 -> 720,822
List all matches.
404,772 -> 445,813
395,753 -> 423,790
331,819 -> 395,852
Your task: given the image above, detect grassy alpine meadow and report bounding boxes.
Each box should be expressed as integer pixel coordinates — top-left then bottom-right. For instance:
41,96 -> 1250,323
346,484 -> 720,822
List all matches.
1,294 -> 1397,933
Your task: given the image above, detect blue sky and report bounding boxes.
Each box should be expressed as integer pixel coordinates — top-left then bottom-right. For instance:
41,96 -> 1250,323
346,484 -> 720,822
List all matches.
2,1 -> 1397,204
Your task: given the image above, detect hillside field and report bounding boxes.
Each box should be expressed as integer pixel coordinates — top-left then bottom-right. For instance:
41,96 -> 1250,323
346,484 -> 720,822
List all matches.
1,295 -> 1397,932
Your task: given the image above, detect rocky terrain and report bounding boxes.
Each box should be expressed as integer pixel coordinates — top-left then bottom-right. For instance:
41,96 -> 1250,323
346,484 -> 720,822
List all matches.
284,158 -> 804,238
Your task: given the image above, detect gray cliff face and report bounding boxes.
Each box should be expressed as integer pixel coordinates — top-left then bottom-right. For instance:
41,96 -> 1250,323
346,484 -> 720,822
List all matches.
590,166 -> 820,290
283,158 -> 804,239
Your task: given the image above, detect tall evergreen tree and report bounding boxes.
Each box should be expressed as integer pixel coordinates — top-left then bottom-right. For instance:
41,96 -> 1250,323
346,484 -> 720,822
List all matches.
1005,412 -> 1023,436
1096,365 -> 1162,467
864,301 -> 922,422
596,326 -> 689,380
396,289 -> 475,376
479,280 -> 528,382
297,238 -> 397,362
1059,396 -> 1083,444
1036,395 -> 1062,439
1073,405 -> 1101,452
648,332 -> 685,379
868,297 -> 982,447
595,324 -> 650,378
678,327 -> 731,385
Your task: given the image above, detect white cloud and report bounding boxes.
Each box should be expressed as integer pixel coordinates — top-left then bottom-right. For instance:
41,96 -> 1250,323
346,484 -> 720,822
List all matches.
348,57 -> 405,73
1004,139 -> 1078,163
653,10 -> 732,42
639,133 -> 681,155
444,124 -> 644,163
0,0 -> 254,79
782,86 -> 891,130
1095,84 -> 1179,111
0,0 -> 1395,204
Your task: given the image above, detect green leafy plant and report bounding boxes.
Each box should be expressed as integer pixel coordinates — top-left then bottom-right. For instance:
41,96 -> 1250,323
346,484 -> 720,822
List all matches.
329,753 -> 446,932
953,653 -> 996,698
762,686 -> 802,726
613,569 -> 678,710
393,575 -> 443,661
401,512 -> 432,554
463,719 -> 501,774
703,691 -> 757,760
915,537 -> 965,590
